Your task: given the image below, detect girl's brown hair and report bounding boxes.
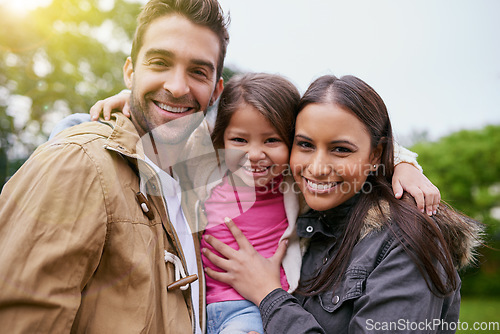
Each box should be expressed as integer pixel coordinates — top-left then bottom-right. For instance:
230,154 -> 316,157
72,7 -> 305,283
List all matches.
211,73 -> 300,150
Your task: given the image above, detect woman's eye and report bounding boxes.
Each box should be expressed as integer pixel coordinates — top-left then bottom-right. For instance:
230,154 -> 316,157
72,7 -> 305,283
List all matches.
333,147 -> 352,154
296,141 -> 314,149
230,137 -> 246,143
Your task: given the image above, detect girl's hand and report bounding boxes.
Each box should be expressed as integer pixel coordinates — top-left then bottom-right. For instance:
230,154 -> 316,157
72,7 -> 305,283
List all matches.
202,218 -> 288,306
89,90 -> 131,121
392,163 -> 440,216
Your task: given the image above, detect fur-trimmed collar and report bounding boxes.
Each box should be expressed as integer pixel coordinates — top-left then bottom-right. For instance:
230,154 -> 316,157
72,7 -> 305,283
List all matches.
359,199 -> 484,270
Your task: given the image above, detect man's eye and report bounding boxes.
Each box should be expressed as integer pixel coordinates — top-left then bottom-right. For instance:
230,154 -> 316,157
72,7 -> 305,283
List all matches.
192,69 -> 208,78
147,59 -> 169,67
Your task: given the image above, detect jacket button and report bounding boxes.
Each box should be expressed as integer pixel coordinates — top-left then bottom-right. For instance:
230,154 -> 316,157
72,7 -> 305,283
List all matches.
323,257 -> 328,264
306,226 -> 313,233
332,295 -> 340,305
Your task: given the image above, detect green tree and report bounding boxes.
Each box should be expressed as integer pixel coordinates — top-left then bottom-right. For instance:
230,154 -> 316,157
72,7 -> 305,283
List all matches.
412,125 -> 500,296
0,0 -> 141,188
0,0 -> 240,190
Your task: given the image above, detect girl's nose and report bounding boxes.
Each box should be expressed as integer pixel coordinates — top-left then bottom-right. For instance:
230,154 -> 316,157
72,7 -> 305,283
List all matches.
247,146 -> 266,162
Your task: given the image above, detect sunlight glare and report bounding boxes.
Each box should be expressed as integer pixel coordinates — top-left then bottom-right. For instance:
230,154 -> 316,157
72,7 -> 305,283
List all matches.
0,0 -> 52,15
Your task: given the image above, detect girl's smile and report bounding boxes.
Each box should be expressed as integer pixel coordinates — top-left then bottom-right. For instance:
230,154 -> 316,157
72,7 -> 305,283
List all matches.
223,103 -> 289,188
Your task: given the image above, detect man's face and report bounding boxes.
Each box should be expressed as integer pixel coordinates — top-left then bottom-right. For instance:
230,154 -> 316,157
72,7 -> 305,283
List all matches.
124,14 -> 224,144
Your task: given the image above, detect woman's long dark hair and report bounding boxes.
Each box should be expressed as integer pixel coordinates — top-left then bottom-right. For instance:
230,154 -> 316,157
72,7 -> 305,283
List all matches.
296,75 -> 464,297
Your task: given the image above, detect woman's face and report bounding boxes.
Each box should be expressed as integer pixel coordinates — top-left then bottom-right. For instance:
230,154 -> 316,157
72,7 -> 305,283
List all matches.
290,103 -> 380,211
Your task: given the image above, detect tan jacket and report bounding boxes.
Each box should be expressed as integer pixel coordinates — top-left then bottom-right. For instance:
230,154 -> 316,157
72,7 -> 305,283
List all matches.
0,113 -> 203,333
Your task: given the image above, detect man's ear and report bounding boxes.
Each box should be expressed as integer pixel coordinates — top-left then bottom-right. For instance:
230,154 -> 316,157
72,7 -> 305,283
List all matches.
209,77 -> 224,106
123,57 -> 134,89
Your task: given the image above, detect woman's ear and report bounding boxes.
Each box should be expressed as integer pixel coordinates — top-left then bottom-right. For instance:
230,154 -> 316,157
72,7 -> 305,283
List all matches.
123,57 -> 134,89
370,140 -> 384,167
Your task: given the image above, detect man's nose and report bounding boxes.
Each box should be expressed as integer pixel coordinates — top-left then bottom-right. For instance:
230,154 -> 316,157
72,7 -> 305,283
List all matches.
163,68 -> 190,98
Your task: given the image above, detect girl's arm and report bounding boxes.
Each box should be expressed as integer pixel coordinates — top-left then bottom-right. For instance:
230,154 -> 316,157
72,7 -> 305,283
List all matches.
89,90 -> 131,121
88,92 -> 441,216
393,143 -> 440,216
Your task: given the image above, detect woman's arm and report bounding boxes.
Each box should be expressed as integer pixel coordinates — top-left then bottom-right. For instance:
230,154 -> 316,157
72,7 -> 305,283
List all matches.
87,91 -> 441,217
202,218 -> 326,333
349,238 -> 460,333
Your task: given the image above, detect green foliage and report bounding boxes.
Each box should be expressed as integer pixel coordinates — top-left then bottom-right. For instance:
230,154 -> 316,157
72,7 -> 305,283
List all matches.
1,0 -> 143,187
458,298 -> 500,333
0,0 -> 240,189
412,125 -> 500,296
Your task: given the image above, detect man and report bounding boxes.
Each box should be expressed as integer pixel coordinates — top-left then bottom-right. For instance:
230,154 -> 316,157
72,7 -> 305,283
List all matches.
0,0 -> 228,333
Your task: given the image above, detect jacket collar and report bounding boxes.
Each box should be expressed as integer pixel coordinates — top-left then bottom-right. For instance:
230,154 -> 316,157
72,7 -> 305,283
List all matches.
101,112 -> 145,161
297,194 -> 360,238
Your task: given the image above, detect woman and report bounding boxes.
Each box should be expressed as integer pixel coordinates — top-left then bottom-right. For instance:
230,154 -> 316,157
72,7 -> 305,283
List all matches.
202,75 -> 483,333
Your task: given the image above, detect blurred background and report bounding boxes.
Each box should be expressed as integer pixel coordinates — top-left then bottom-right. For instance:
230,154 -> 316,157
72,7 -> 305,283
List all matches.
0,0 -> 499,330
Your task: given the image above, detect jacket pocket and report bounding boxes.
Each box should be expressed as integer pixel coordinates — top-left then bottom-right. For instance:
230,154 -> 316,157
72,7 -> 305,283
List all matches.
318,267 -> 368,312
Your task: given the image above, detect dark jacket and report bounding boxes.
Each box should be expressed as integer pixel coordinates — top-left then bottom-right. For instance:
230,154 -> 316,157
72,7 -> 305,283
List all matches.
259,196 -> 483,334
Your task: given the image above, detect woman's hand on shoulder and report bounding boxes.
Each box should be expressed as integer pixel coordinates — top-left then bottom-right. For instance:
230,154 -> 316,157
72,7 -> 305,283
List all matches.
89,90 -> 131,121
392,162 -> 440,216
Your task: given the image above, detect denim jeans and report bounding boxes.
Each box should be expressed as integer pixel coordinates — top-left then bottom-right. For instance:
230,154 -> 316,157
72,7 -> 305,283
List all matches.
207,300 -> 264,334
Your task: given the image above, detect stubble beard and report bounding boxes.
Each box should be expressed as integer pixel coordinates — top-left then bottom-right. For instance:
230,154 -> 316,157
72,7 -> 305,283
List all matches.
129,91 -> 204,146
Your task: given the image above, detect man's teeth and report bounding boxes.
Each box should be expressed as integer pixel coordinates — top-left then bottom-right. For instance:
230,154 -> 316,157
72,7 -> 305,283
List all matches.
243,166 -> 268,173
156,102 -> 189,113
307,179 -> 336,190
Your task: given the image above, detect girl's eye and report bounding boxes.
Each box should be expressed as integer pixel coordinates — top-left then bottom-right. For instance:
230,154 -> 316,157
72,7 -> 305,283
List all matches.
265,138 -> 282,144
230,137 -> 247,143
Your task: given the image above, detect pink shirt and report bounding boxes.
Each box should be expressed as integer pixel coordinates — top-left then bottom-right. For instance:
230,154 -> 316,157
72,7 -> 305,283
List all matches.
201,174 -> 290,304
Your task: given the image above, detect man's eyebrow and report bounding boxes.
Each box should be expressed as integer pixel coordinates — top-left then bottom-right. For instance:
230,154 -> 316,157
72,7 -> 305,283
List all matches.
191,59 -> 215,73
143,48 -> 174,59
143,48 -> 215,72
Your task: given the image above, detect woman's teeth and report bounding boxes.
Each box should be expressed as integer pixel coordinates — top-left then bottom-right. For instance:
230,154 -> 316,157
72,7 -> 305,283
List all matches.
307,179 -> 337,191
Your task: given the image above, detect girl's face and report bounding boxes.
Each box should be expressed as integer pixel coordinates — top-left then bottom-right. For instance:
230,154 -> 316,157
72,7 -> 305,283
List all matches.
223,103 -> 289,187
290,103 -> 380,211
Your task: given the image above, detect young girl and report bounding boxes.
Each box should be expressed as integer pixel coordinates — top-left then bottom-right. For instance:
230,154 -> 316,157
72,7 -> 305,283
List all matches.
195,73 -> 304,334
85,73 -> 441,334
202,74 -> 483,334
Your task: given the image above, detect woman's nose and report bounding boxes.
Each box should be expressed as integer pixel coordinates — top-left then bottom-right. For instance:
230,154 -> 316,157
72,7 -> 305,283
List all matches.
308,152 -> 333,176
